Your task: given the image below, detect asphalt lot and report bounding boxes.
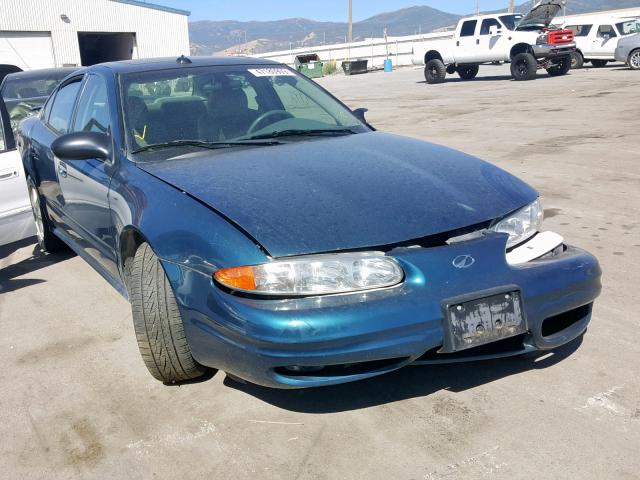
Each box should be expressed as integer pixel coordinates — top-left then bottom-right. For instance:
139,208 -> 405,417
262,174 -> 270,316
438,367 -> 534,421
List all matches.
1,62 -> 639,479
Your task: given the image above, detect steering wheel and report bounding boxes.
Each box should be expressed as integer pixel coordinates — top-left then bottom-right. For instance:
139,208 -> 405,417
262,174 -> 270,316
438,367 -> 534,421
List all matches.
247,110 -> 294,136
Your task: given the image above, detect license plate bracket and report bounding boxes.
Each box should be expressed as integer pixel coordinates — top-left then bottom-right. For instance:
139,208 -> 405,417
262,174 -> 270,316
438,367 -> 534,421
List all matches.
442,288 -> 526,352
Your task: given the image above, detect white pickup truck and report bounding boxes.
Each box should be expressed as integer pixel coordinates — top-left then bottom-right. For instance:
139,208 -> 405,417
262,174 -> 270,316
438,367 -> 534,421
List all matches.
413,0 -> 575,83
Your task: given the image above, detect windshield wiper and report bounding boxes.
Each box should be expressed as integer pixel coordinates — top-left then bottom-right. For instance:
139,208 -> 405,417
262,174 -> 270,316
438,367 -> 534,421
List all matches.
243,128 -> 358,141
131,139 -> 281,154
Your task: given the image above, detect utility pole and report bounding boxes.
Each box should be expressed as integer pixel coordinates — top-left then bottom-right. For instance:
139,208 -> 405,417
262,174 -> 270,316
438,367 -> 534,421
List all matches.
508,0 -> 514,13
476,0 -> 480,15
348,0 -> 353,44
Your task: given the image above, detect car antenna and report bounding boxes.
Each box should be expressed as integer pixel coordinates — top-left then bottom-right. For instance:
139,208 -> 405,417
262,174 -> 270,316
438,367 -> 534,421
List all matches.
177,55 -> 192,64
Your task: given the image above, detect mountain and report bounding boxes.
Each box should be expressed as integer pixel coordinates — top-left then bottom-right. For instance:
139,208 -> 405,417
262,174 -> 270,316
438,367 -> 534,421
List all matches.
189,1 -> 640,55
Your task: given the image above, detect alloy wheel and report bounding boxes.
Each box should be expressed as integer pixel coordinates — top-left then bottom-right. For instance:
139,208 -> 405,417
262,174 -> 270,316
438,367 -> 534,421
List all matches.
630,51 -> 640,69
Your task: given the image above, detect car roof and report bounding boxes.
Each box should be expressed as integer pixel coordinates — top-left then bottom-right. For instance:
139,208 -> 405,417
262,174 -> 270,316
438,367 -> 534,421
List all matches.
4,67 -> 78,81
95,56 -> 281,74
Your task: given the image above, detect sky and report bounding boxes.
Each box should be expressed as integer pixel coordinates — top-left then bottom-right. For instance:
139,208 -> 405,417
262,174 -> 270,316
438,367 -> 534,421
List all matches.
154,1 -> 515,22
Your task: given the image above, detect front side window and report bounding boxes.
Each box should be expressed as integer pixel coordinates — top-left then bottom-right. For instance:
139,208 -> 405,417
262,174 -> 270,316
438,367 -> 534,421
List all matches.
597,25 -> 617,38
566,24 -> 593,37
480,18 -> 502,35
47,80 -> 82,134
616,20 -> 640,35
73,75 -> 111,134
499,14 -> 523,31
121,65 -> 368,156
460,20 -> 478,37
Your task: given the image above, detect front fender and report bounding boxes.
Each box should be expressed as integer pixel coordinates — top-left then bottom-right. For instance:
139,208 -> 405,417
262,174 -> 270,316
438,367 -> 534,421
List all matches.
109,159 -> 269,279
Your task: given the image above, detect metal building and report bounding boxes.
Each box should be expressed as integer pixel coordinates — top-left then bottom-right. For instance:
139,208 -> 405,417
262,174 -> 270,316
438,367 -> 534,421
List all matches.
0,0 -> 190,70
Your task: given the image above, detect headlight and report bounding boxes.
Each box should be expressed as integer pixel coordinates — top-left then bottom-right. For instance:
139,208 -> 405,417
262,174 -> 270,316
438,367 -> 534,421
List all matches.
490,198 -> 543,249
214,252 -> 404,296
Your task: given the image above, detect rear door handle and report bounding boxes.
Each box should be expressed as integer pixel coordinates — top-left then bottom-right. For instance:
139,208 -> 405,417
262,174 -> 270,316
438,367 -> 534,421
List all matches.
0,168 -> 19,181
58,162 -> 68,178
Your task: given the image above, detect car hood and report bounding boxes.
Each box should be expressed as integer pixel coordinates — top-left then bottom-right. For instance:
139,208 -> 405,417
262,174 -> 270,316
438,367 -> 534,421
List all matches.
517,0 -> 564,31
137,132 -> 537,258
619,32 -> 640,46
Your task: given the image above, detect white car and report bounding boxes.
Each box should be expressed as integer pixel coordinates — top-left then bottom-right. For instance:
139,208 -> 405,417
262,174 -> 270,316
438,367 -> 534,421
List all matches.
0,93 -> 33,246
412,0 -> 575,83
565,16 -> 640,68
0,68 -> 75,246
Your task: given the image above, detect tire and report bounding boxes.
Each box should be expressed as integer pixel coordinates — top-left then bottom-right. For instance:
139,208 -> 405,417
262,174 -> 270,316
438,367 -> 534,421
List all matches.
628,49 -> 640,70
546,55 -> 571,77
510,52 -> 538,81
457,65 -> 479,80
424,58 -> 446,84
26,177 -> 65,253
130,242 -> 209,383
570,51 -> 584,69
591,60 -> 608,68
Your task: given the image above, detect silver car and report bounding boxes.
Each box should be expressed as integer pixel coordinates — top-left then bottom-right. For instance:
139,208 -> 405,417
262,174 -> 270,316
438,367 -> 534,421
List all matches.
615,33 -> 640,70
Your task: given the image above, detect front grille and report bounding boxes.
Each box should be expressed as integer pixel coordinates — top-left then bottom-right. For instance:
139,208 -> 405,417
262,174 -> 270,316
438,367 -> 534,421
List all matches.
417,334 -> 527,361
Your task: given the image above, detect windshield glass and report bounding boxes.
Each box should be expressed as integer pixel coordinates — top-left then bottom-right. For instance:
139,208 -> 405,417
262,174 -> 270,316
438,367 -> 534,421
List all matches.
499,14 -> 524,31
121,65 -> 368,155
616,20 -> 640,35
0,70 -> 72,134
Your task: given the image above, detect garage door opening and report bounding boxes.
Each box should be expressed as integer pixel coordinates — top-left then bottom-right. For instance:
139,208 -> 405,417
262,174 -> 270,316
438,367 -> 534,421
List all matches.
78,32 -> 136,66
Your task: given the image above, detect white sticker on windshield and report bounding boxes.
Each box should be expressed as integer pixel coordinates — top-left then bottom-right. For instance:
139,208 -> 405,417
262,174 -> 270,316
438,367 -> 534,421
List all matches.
248,68 -> 296,77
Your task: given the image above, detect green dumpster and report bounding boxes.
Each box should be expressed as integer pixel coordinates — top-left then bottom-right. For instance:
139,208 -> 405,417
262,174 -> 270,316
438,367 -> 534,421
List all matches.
294,54 -> 324,78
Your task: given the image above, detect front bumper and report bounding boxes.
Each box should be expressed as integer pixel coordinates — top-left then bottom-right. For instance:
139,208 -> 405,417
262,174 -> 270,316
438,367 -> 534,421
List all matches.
615,46 -> 629,63
532,43 -> 575,59
166,233 -> 601,389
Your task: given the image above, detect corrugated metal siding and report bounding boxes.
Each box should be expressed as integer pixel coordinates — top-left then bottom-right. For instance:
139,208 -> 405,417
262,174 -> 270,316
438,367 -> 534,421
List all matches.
0,0 -> 189,67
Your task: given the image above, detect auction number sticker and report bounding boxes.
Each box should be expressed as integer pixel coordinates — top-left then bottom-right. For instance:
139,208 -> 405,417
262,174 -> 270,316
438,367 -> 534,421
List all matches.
248,68 -> 296,77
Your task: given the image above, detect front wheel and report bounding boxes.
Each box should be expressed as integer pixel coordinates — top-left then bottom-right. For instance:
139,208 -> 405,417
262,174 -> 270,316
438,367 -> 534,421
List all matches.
570,51 -> 584,69
457,65 -> 479,80
628,49 -> 640,70
129,242 -> 210,383
591,60 -> 608,68
546,55 -> 571,77
424,59 -> 446,84
510,52 -> 537,81
27,178 -> 65,253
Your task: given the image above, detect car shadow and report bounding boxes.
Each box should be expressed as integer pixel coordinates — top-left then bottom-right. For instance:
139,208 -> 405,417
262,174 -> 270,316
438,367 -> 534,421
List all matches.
0,241 -> 75,294
415,74 -> 557,84
222,336 -> 583,413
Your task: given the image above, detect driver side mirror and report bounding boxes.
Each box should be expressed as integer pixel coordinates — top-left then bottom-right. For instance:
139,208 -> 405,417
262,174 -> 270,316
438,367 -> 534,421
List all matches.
51,131 -> 111,161
352,107 -> 369,124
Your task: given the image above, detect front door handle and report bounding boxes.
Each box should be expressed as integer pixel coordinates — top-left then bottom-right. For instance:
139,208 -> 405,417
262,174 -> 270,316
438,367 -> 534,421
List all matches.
58,162 -> 68,178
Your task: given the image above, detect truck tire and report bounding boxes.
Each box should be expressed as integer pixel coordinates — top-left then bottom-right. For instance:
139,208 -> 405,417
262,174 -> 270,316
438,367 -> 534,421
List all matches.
570,51 -> 584,69
591,60 -> 608,68
546,55 -> 571,77
627,49 -> 640,70
424,59 -> 446,84
510,52 -> 537,81
130,242 -> 209,383
27,177 -> 66,253
457,65 -> 479,80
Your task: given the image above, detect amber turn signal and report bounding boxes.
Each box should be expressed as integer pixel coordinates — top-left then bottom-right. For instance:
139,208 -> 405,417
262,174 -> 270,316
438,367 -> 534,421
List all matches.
214,266 -> 256,291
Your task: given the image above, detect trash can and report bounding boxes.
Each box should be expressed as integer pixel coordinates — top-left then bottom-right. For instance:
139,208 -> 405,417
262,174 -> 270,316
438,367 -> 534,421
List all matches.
342,59 -> 369,75
384,58 -> 393,72
294,54 -> 324,78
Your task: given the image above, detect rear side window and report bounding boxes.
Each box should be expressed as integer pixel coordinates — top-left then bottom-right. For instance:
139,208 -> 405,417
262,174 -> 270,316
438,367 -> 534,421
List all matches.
460,20 -> 478,37
566,24 -> 592,37
480,18 -> 502,35
47,80 -> 82,134
597,25 -> 617,38
73,75 -> 111,134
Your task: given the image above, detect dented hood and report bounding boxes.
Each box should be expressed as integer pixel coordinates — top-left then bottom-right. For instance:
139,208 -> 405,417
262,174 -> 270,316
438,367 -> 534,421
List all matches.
138,132 -> 537,258
517,0 -> 564,30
